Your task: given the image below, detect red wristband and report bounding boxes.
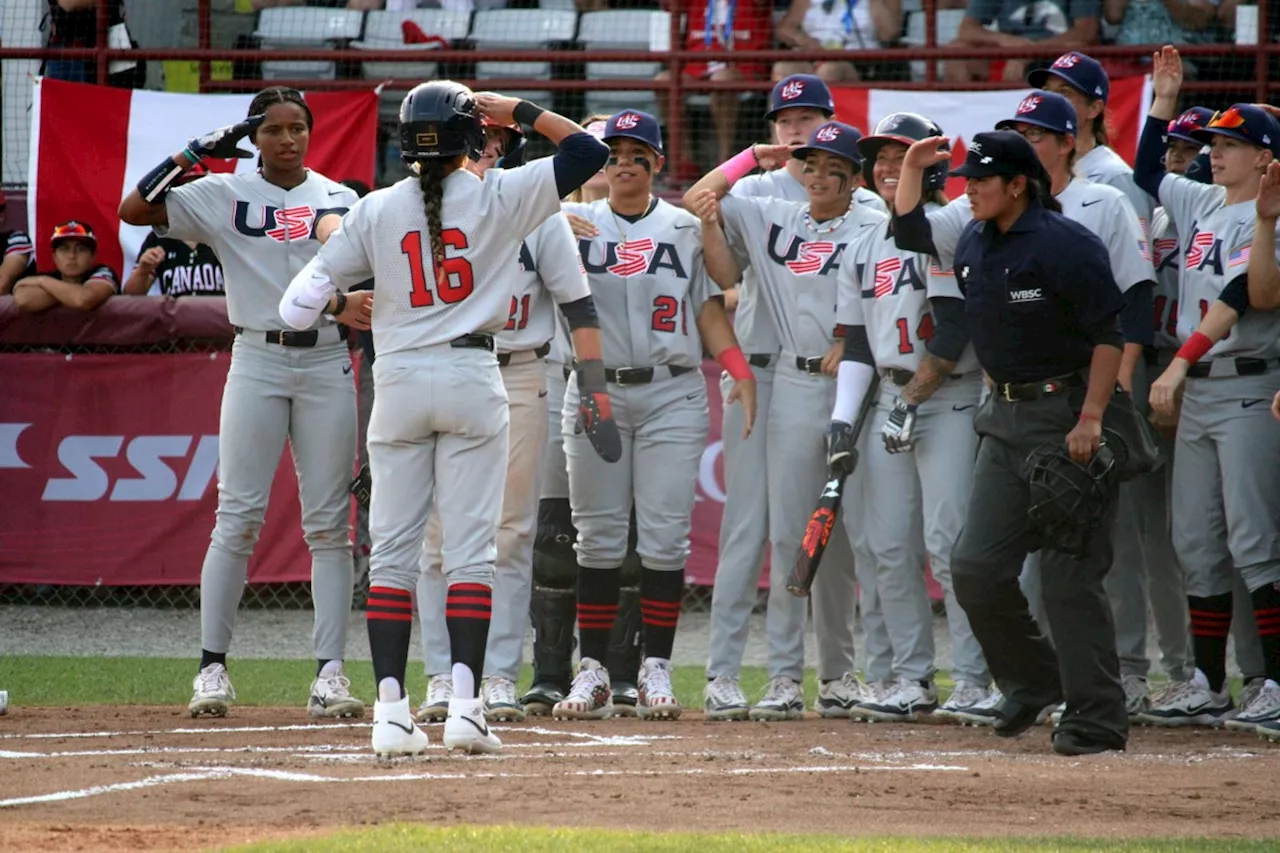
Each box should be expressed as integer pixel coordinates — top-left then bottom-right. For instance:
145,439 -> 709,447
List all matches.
717,346 -> 753,382
1176,331 -> 1214,365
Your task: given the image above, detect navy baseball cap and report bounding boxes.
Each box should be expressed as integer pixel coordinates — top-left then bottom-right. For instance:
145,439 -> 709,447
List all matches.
1028,51 -> 1110,104
766,74 -> 835,121
996,91 -> 1077,136
1167,107 -> 1215,145
793,121 -> 864,171
1190,104 -> 1280,157
950,130 -> 1047,182
603,109 -> 663,155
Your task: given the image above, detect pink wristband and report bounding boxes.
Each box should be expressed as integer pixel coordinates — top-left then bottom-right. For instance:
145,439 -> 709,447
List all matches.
717,346 -> 753,382
718,147 -> 759,186
1176,331 -> 1214,365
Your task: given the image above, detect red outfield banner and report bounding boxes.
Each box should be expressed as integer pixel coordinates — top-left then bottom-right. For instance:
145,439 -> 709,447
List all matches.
0,354 -> 731,587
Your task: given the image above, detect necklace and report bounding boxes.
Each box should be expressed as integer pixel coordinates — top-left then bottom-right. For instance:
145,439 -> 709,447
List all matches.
608,195 -> 654,244
804,207 -> 850,235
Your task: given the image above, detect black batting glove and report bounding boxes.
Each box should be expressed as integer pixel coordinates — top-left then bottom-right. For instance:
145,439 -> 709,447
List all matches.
574,359 -> 622,463
826,420 -> 859,478
186,114 -> 265,161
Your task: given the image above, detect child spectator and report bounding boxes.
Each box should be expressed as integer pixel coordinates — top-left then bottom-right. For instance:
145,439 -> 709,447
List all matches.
11,221 -> 119,314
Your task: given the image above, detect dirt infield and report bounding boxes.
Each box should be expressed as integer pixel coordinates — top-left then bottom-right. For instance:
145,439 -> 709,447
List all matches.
1,707 -> 1278,851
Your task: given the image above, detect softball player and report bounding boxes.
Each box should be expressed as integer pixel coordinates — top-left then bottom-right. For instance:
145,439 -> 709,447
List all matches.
833,111 -> 993,724
414,121 -> 599,725
1133,47 -> 1280,729
280,82 -> 610,756
687,120 -> 893,721
695,75 -> 889,721
552,110 -> 757,722
118,87 -> 367,720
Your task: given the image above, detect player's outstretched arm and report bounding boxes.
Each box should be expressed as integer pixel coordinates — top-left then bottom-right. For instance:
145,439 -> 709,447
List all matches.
119,115 -> 265,227
682,144 -> 794,207
1249,162 -> 1280,310
695,297 -> 756,438
475,93 -> 608,198
891,137 -> 950,255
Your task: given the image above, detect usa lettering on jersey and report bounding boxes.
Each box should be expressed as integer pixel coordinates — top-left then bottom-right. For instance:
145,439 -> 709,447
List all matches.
864,255 -> 924,300
579,238 -> 688,279
233,203 -> 347,242
767,225 -> 845,276
1153,238 -> 1178,270
608,238 -> 657,277
1185,230 -> 1219,272
786,241 -> 836,275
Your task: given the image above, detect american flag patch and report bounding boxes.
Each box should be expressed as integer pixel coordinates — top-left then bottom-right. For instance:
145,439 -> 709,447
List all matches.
1138,239 -> 1150,262
1229,246 -> 1251,268
873,257 -> 903,299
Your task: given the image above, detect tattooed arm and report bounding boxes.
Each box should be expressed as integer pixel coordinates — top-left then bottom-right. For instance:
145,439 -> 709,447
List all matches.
901,296 -> 966,405
900,352 -> 956,405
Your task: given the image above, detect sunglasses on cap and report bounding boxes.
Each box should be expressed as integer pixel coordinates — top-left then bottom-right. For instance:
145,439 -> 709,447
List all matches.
51,221 -> 95,245
1207,107 -> 1247,130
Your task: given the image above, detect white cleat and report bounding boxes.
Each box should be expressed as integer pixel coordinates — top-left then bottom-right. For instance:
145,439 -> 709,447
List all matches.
481,675 -> 526,723
189,663 -> 235,718
371,695 -> 429,757
704,675 -> 750,721
415,673 -> 453,723
308,667 -> 366,719
749,676 -> 805,722
443,696 -> 503,755
637,658 -> 682,720
815,672 -> 877,719
552,658 -> 613,720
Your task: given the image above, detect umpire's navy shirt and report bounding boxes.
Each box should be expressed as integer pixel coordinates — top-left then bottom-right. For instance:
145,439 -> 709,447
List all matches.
953,202 -> 1124,385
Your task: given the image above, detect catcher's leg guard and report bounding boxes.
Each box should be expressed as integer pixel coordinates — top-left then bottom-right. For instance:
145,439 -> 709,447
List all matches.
524,499 -> 578,715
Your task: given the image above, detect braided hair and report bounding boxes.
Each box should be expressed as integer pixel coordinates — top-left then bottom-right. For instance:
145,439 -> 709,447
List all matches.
417,161 -> 450,293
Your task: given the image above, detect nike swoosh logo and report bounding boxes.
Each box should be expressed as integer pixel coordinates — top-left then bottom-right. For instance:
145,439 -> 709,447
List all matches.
952,404 -> 975,412
328,189 -> 347,196
1081,200 -> 1102,207
463,715 -> 491,737
1242,399 -> 1267,408
343,364 -> 353,375
538,389 -> 549,398
291,296 -> 318,309
386,720 -> 415,734
674,224 -> 697,231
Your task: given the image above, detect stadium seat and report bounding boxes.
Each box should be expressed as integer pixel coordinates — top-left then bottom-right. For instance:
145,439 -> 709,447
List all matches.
254,8 -> 365,81
576,10 -> 670,117
353,10 -> 473,119
469,9 -> 579,104
903,8 -> 969,82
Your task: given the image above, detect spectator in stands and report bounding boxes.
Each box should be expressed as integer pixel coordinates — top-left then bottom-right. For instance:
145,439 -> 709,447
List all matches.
122,166 -> 225,298
657,0 -> 776,174
1106,0 -> 1221,61
771,0 -> 906,83
943,0 -> 1100,83
0,198 -> 37,296
42,0 -> 144,88
11,221 -> 118,314
251,0 -> 507,10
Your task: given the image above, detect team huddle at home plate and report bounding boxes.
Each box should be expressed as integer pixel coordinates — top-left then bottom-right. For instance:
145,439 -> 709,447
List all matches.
112,42 -> 1280,758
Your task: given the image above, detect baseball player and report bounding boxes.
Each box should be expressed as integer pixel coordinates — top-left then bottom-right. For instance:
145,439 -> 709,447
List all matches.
280,83 -> 610,756
118,87 -> 368,721
413,118 -> 610,725
692,75 -> 890,722
832,112 -> 994,724
1029,52 -> 1155,240
552,110 -> 757,722
10,221 -> 119,315
686,120 -> 894,721
1133,47 -> 1280,730
524,115 -> 650,719
0,195 -> 36,295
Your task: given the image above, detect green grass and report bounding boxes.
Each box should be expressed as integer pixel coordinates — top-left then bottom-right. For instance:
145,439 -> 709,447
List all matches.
223,825 -> 1276,853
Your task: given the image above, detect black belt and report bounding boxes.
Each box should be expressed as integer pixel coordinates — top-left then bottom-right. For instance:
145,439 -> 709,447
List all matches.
235,326 -> 318,348
497,342 -> 551,367
561,364 -> 696,385
1186,357 -> 1271,379
451,333 -> 494,351
795,356 -> 825,374
749,353 -> 774,368
995,372 -> 1085,402
881,367 -> 965,386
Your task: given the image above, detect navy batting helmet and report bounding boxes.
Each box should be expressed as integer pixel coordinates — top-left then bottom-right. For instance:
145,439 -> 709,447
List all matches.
766,74 -> 835,121
399,80 -> 485,163
484,117 -> 527,168
858,112 -> 948,191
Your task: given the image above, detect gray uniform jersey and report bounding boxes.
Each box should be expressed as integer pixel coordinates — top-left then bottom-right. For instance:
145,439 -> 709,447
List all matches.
1158,173 -> 1280,360
499,212 -> 591,354
564,198 -> 718,368
161,170 -> 357,331
1076,144 -> 1154,240
838,212 -> 981,374
720,194 -> 887,356
306,159 -> 562,358
1150,206 -> 1182,351
729,171 -> 885,353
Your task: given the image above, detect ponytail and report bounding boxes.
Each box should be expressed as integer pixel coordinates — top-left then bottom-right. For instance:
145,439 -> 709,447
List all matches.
1092,113 -> 1109,149
1026,175 -> 1062,214
418,160 -> 449,292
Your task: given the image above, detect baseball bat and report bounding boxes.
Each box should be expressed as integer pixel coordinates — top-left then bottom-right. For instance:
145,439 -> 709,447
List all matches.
786,374 -> 880,597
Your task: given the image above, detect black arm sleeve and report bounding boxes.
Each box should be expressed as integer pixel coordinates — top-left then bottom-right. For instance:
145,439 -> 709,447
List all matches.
1118,280 -> 1155,346
890,204 -> 937,255
840,324 -> 875,366
1082,314 -> 1124,350
1133,116 -> 1169,201
553,132 -> 610,199
925,296 -> 969,363
1218,273 -> 1251,316
558,294 -> 600,330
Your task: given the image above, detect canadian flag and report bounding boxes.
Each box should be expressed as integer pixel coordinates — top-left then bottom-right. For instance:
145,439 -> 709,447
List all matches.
27,78 -> 378,277
831,77 -> 1152,199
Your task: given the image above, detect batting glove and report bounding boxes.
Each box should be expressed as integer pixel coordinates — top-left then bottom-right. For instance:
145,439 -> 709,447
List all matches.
826,420 -> 859,478
349,463 -> 372,512
882,397 -> 918,454
574,359 -> 622,463
186,114 -> 265,161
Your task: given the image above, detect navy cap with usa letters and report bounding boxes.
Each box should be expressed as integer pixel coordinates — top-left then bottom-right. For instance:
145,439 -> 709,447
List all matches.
603,109 -> 664,155
792,121 -> 865,171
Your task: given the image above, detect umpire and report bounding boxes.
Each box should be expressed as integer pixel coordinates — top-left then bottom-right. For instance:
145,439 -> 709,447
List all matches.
900,131 -> 1129,755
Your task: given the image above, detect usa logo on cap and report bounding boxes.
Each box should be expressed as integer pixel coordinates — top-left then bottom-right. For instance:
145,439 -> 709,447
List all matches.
816,125 -> 841,142
1053,53 -> 1080,69
615,113 -> 641,131
781,80 -> 804,100
1017,95 -> 1041,115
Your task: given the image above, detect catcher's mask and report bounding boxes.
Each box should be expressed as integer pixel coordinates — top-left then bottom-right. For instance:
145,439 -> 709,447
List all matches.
1021,439 -> 1119,559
